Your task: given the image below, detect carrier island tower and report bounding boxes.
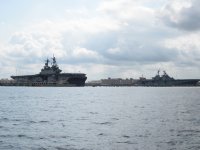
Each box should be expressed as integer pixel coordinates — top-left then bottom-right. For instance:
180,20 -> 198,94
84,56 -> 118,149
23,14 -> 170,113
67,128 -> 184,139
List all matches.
11,55 -> 87,86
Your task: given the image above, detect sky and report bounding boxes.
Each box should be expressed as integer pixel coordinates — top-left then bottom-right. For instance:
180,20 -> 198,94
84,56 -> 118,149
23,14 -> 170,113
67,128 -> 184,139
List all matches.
0,0 -> 200,80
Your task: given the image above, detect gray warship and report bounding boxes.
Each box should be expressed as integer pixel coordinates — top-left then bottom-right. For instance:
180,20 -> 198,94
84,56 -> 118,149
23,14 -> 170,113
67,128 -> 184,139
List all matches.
137,70 -> 200,86
11,56 -> 87,86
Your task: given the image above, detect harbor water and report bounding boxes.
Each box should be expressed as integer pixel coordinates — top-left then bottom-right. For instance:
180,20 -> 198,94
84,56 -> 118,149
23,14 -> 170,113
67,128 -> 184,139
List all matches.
0,87 -> 200,150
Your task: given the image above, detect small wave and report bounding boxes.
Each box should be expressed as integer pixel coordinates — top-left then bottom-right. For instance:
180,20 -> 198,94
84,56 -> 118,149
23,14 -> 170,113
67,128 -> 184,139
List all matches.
39,120 -> 49,123
12,119 -> 21,122
169,129 -> 175,132
93,121 -> 113,125
178,129 -> 200,133
0,117 -> 9,121
1,144 -> 14,149
17,134 -> 26,138
56,147 -> 91,150
98,133 -> 106,136
23,120 -> 41,125
39,148 -> 48,150
60,136 -> 68,139
136,134 -> 149,138
0,134 -> 14,138
28,120 -> 37,124
99,122 -> 112,125
166,140 -> 178,146
111,118 -> 119,121
89,112 -> 98,115
177,129 -> 200,137
122,135 -> 130,138
56,147 -> 69,150
34,147 -> 47,150
17,134 -> 35,140
116,141 -> 137,145
61,123 -> 66,127
8,96 -> 16,99
187,145 -> 200,150
12,123 -> 19,126
181,111 -> 190,114
58,119 -> 65,122
76,117 -> 88,121
49,135 -> 69,139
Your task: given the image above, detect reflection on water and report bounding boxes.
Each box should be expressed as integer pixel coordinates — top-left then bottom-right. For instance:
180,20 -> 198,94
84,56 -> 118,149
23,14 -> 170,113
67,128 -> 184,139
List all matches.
0,87 -> 200,150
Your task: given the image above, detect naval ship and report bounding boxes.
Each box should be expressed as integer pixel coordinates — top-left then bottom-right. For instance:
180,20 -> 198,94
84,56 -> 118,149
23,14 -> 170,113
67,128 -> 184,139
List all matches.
137,70 -> 200,86
11,56 -> 87,86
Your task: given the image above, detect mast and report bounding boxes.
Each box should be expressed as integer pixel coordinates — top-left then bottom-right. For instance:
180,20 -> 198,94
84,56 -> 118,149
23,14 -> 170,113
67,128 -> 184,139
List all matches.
52,54 -> 57,67
51,54 -> 62,74
157,69 -> 160,76
45,58 -> 50,67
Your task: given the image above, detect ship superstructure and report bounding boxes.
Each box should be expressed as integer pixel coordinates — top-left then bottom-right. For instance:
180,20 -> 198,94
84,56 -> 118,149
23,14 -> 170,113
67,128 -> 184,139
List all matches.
11,56 -> 87,86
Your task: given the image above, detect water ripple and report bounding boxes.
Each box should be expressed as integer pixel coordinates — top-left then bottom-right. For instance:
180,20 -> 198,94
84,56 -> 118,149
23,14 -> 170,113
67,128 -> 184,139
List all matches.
0,87 -> 200,150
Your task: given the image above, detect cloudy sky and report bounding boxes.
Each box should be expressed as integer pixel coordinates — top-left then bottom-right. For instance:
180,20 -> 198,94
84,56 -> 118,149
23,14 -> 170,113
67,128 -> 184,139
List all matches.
0,0 -> 200,80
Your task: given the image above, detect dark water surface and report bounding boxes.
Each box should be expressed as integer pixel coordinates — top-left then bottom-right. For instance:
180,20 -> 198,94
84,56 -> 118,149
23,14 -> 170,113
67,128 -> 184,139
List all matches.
0,87 -> 200,150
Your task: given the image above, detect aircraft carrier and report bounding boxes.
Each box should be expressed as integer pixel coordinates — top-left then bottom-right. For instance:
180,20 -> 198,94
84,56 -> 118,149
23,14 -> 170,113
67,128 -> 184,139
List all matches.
137,70 -> 200,86
10,56 -> 87,86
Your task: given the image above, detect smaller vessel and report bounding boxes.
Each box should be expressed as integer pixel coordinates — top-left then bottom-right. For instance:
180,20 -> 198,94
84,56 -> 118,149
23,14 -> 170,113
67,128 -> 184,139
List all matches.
11,55 -> 87,86
137,70 -> 200,86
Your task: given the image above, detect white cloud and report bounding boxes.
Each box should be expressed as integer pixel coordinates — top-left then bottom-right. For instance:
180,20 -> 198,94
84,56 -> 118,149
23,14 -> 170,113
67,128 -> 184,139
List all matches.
164,33 -> 200,51
28,18 -> 120,35
160,0 -> 200,31
98,0 -> 155,24
164,32 -> 200,67
6,31 -> 65,60
72,47 -> 100,59
107,47 -> 121,54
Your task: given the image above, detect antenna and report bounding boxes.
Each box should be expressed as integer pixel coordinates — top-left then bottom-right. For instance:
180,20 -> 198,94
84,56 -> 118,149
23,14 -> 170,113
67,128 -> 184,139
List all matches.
157,69 -> 160,76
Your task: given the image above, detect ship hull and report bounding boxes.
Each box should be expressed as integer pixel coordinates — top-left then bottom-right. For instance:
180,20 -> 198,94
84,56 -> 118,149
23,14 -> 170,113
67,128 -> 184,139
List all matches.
11,73 -> 87,87
138,79 -> 199,87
